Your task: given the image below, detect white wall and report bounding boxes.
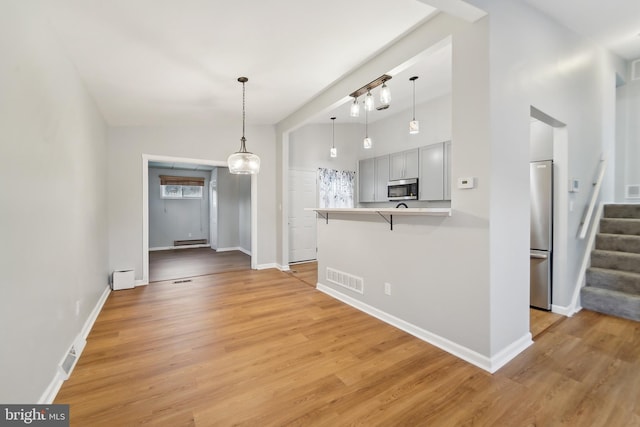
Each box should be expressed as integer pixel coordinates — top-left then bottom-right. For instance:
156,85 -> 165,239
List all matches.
0,1 -> 108,402
616,72 -> 640,201
148,168 -> 210,248
108,124 -> 276,278
289,123 -> 362,173
367,94 -> 452,157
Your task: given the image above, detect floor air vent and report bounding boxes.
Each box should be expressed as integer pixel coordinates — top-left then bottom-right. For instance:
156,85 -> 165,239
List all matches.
326,267 -> 364,294
173,279 -> 192,284
60,347 -> 77,378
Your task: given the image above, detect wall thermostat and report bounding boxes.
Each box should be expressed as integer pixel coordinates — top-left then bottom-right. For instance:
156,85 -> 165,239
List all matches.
457,177 -> 475,189
569,178 -> 580,193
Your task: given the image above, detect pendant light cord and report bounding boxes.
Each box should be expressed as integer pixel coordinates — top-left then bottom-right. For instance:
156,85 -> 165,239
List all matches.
410,76 -> 418,121
331,117 -> 335,148
242,80 -> 246,140
365,107 -> 369,138
412,79 -> 416,121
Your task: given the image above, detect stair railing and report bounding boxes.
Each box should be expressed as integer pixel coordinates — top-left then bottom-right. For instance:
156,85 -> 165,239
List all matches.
569,158 -> 606,314
578,159 -> 607,239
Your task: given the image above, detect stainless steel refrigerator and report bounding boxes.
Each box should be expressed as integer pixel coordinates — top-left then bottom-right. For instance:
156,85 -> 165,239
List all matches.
530,160 -> 553,310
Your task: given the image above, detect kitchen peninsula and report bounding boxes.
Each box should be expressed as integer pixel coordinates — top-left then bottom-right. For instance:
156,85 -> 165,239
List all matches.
307,207 -> 451,230
308,203 -> 510,372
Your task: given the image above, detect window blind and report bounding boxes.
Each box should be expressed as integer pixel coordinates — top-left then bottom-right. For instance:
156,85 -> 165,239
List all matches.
159,175 -> 205,186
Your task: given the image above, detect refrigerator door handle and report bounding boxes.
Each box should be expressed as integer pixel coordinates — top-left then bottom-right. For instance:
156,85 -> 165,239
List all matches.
530,252 -> 548,259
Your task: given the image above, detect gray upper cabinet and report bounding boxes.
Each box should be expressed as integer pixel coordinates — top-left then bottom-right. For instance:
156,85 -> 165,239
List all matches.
374,155 -> 390,201
359,143 -> 450,203
389,149 -> 419,181
358,158 -> 375,203
359,155 -> 390,203
419,142 -> 444,201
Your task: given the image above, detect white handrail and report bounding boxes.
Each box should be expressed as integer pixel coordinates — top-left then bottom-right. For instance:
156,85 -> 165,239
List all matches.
578,159 -> 606,239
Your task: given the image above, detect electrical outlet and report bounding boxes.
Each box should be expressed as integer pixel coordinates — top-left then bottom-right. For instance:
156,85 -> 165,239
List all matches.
384,282 -> 391,295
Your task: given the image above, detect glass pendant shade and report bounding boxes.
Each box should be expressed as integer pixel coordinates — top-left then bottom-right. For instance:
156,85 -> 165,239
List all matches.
228,137 -> 260,174
228,77 -> 260,174
364,90 -> 374,111
330,147 -> 337,158
409,120 -> 420,134
363,137 -> 372,149
380,82 -> 391,106
350,98 -> 360,117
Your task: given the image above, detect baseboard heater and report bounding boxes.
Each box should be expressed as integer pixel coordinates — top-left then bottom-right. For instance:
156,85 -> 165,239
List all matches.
174,239 -> 208,246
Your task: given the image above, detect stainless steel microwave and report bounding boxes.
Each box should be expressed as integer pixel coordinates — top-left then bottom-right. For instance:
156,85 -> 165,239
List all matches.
388,178 -> 418,201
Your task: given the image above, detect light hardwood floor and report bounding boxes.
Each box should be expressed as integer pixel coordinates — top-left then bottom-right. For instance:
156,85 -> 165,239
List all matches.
288,261 -> 318,287
55,268 -> 640,426
149,248 -> 250,282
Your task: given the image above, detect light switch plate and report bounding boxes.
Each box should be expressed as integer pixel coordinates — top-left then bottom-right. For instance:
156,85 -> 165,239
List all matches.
457,177 -> 475,189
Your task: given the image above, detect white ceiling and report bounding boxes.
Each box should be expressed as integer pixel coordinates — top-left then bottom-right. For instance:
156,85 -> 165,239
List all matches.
44,1 -> 640,129
523,0 -> 640,61
45,0 -> 438,127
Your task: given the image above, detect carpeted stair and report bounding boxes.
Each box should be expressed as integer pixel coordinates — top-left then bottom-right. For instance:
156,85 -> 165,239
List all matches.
581,204 -> 640,321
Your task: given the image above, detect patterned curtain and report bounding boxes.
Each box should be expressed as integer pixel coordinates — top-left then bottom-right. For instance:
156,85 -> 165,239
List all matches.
318,168 -> 355,208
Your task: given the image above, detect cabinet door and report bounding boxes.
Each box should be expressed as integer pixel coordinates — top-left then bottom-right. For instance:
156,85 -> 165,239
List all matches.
444,141 -> 452,200
374,155 -> 390,201
389,152 -> 405,181
419,142 -> 444,201
358,158 -> 375,203
404,149 -> 419,179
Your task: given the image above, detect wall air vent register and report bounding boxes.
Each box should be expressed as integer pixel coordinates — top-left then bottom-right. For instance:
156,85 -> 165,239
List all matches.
326,267 -> 364,294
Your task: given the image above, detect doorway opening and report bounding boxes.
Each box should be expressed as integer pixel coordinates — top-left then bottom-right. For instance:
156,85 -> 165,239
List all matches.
529,106 -> 568,338
142,154 -> 257,284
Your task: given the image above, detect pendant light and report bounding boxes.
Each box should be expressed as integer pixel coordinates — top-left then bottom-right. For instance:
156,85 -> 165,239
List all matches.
350,97 -> 360,117
330,117 -> 337,158
379,79 -> 391,107
227,77 -> 260,174
363,108 -> 372,149
409,76 -> 419,134
364,89 -> 375,112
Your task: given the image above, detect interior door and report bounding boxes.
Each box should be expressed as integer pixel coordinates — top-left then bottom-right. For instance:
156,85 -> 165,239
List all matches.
289,169 -> 317,263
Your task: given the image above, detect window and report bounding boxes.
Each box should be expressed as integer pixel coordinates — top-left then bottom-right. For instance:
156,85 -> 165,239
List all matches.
159,175 -> 205,199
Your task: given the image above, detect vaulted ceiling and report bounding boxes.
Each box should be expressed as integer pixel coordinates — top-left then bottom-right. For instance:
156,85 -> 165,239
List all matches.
45,1 -> 640,128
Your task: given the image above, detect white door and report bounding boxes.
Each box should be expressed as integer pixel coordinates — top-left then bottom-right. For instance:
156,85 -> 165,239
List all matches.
289,169 -> 317,263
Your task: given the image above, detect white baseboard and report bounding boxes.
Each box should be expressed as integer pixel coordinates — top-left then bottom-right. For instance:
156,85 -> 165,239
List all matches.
317,284 -> 532,374
150,244 -> 210,251
256,263 -> 279,270
39,285 -> 111,404
279,264 -> 291,272
217,246 -> 252,256
551,303 -> 577,317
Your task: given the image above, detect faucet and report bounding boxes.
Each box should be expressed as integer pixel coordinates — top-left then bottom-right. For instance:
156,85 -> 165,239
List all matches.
395,202 -> 408,208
